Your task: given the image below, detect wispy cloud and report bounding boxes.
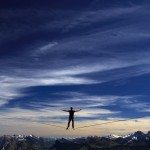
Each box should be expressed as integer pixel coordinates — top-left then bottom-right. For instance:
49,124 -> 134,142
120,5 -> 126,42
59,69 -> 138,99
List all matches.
0,92 -> 143,123
0,73 -> 94,106
124,101 -> 150,113
33,42 -> 58,58
61,5 -> 142,33
1,57 -> 150,107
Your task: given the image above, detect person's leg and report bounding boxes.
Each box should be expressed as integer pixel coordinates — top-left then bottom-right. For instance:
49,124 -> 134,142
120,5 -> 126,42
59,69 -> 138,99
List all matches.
72,118 -> 74,129
66,119 -> 71,129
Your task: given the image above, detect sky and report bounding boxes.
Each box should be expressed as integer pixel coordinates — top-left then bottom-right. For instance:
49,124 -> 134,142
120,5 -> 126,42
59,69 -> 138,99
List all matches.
0,0 -> 150,137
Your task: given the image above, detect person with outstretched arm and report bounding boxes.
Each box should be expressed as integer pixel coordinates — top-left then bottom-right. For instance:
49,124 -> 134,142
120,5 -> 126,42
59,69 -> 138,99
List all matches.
62,107 -> 81,130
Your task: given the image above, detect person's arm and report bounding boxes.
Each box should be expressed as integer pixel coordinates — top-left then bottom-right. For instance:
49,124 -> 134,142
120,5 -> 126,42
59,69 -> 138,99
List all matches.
62,109 -> 69,112
75,109 -> 81,112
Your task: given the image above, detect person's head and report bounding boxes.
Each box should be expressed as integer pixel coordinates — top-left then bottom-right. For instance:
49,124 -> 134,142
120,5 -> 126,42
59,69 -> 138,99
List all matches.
70,107 -> 73,110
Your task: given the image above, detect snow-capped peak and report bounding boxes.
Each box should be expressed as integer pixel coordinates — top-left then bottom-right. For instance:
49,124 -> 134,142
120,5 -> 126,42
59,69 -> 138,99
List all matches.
106,134 -> 121,139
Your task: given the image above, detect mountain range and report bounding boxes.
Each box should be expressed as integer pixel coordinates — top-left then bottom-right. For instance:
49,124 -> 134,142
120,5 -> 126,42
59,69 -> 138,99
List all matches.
0,131 -> 150,150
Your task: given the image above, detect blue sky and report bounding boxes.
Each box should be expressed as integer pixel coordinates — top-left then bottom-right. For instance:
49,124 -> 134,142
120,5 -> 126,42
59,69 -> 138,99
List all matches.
0,0 -> 150,136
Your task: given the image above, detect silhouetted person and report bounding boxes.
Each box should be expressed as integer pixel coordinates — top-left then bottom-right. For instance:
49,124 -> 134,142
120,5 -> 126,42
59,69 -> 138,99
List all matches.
62,107 -> 81,130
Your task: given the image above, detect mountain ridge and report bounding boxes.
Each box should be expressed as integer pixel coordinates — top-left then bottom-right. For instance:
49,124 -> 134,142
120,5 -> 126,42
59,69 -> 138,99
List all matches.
0,131 -> 150,150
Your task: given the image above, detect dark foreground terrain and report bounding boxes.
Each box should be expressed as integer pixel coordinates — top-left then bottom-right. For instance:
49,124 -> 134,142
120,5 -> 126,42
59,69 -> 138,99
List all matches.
0,131 -> 150,150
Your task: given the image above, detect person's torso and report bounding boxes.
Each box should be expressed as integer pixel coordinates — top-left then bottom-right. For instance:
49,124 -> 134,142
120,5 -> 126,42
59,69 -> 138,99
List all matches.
69,110 -> 75,118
